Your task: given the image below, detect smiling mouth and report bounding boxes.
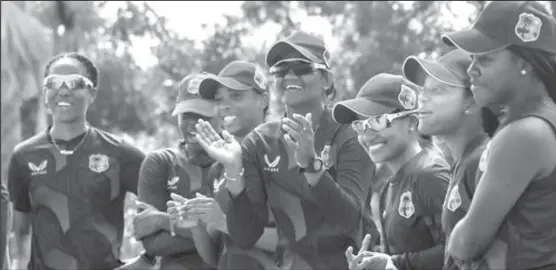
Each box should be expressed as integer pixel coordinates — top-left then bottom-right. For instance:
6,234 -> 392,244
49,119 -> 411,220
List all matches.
56,101 -> 72,110
285,84 -> 302,91
222,115 -> 237,125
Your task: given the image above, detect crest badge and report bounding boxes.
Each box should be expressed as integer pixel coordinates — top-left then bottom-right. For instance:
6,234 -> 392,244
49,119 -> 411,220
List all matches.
398,85 -> 417,110
446,185 -> 462,212
167,176 -> 179,191
253,68 -> 268,90
515,12 -> 542,43
398,191 -> 415,219
321,145 -> 333,169
187,75 -> 205,94
89,154 -> 110,173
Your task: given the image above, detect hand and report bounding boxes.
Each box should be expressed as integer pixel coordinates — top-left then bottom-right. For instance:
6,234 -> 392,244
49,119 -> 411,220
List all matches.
282,113 -> 317,167
167,193 -> 199,230
195,119 -> 242,169
346,234 -> 397,270
184,193 -> 226,232
115,255 -> 156,270
132,201 -> 166,239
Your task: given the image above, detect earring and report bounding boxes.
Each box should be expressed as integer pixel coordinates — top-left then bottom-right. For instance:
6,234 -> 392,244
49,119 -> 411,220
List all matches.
520,69 -> 527,76
464,108 -> 472,115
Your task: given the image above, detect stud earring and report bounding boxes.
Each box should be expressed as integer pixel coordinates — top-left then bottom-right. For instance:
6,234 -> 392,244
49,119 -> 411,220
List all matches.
520,69 -> 527,76
464,108 -> 472,115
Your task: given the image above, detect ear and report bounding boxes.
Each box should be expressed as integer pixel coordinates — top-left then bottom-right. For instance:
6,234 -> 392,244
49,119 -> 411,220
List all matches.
320,70 -> 333,91
259,91 -> 269,110
88,87 -> 98,104
463,95 -> 480,115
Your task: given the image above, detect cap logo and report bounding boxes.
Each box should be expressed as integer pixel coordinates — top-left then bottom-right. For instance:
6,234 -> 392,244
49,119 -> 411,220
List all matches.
187,75 -> 204,94
515,12 -> 542,43
253,68 -> 268,90
323,48 -> 331,68
398,85 -> 417,110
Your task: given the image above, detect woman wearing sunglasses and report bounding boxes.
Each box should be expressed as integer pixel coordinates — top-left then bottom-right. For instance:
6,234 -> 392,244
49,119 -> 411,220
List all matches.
402,49 -> 499,270
192,30 -> 375,269
168,61 -> 279,270
7,52 -> 146,270
442,2 -> 556,269
336,73 -> 450,270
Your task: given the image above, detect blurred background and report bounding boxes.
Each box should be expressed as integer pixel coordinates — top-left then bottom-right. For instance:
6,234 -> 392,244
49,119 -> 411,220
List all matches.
2,0 -> 555,262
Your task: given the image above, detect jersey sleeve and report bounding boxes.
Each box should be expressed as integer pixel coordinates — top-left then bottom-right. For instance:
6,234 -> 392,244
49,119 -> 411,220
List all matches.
309,127 -> 374,235
7,153 -> 31,213
119,140 -> 146,195
137,151 -> 169,212
392,169 -> 449,270
227,130 -> 269,249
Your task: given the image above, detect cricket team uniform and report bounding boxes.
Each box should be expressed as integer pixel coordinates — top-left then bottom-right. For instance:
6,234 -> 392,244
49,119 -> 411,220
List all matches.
137,145 -> 218,269
378,150 -> 450,269
226,108 -> 375,270
8,127 -> 145,270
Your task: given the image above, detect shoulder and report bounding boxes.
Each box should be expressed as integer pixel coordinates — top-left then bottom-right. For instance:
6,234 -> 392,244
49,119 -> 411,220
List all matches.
13,132 -> 49,155
413,152 -> 450,192
246,121 -> 282,141
91,128 -> 146,160
144,148 -> 177,166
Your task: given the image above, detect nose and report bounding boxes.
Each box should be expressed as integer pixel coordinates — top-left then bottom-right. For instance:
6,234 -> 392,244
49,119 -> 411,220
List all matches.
57,87 -> 71,96
418,92 -> 429,107
283,69 -> 298,80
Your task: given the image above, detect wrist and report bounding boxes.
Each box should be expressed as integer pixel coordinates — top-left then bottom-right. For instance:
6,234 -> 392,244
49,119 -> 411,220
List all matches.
159,213 -> 172,232
224,163 -> 243,178
298,151 -> 318,168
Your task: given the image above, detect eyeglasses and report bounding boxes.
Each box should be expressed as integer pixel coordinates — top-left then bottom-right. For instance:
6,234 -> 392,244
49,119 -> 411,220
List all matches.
269,62 -> 327,78
352,109 -> 418,133
43,74 -> 94,91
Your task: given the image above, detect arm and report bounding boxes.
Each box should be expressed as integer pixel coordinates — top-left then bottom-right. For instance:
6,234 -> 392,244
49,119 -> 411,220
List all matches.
226,132 -> 269,248
448,118 -> 556,260
137,152 -> 194,256
392,171 -> 449,270
7,154 -> 32,269
120,141 -> 146,195
1,181 -> 9,268
191,225 -> 221,267
306,132 -> 374,233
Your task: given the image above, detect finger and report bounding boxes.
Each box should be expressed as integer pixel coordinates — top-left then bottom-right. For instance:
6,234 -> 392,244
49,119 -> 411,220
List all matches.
135,201 -> 155,211
195,192 -> 208,198
283,133 -> 298,149
186,206 -> 213,215
359,234 -> 372,254
345,246 -> 355,262
170,193 -> 189,203
282,124 -> 302,143
201,119 -> 222,143
195,133 -> 213,152
195,121 -> 214,143
221,130 -> 235,143
282,117 -> 304,132
291,113 -> 312,132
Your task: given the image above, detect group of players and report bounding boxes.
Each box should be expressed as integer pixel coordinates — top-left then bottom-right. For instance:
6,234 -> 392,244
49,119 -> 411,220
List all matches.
1,1 -> 555,270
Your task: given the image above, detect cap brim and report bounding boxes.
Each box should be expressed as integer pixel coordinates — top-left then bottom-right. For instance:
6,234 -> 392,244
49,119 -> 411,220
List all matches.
403,56 -> 466,88
171,99 -> 217,117
332,98 -> 393,124
442,28 -> 510,55
266,41 -> 320,67
198,75 -> 252,99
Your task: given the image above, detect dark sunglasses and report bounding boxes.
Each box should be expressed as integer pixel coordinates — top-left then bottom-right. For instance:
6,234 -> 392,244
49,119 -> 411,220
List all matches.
352,109 -> 418,133
43,74 -> 94,91
269,62 -> 327,78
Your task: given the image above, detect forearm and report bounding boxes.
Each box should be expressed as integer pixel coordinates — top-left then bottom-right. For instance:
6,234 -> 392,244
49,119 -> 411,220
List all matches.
253,227 -> 278,252
191,225 -> 220,267
12,231 -> 31,269
447,218 -> 487,261
227,190 -> 267,248
392,243 -> 445,270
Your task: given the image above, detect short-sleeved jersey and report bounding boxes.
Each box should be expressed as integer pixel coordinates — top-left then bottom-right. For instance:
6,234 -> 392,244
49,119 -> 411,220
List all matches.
442,135 -> 489,237
137,147 -> 217,269
486,97 -> 556,270
379,150 -> 450,269
8,127 -> 145,270
227,108 -> 374,270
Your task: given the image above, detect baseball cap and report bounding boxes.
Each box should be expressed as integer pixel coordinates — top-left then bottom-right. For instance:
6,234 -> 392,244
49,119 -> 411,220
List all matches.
198,61 -> 268,99
332,73 -> 419,124
403,49 -> 471,88
442,1 -> 556,54
172,73 -> 218,117
266,30 -> 332,68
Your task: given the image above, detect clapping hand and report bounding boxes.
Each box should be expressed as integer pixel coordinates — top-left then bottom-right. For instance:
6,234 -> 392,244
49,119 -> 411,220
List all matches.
184,193 -> 226,232
166,193 -> 198,233
282,113 -> 317,168
345,234 -> 397,270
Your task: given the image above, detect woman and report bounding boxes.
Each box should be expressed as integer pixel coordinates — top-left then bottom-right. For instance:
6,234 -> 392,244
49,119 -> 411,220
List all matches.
442,1 -> 556,269
7,52 -> 146,270
171,60 -> 279,270
336,73 -> 450,270
192,30 -> 375,269
130,73 -> 221,270
403,48 -> 498,269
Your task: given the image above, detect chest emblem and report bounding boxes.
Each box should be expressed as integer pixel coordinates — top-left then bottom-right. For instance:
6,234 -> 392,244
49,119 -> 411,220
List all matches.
167,176 -> 179,191
446,185 -> 462,212
398,191 -> 415,219
264,154 -> 280,172
89,154 -> 109,173
28,160 -> 48,176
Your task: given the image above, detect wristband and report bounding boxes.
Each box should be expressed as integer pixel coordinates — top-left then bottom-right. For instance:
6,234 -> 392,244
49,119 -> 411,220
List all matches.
224,167 -> 244,181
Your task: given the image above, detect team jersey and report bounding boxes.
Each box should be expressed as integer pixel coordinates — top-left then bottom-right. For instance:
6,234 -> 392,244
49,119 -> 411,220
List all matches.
441,134 -> 489,270
209,163 -> 277,270
378,150 -> 450,270
226,108 -> 375,270
7,127 -> 145,270
483,97 -> 556,270
137,146 -> 217,269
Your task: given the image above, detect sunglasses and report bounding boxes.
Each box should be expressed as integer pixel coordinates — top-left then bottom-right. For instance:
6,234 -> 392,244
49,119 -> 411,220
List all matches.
351,109 -> 418,133
43,74 -> 94,91
269,62 -> 327,78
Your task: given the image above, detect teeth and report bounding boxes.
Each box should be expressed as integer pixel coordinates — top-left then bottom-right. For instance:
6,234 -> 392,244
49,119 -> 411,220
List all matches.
286,85 -> 302,90
57,101 -> 71,106
368,143 -> 385,152
223,115 -> 237,124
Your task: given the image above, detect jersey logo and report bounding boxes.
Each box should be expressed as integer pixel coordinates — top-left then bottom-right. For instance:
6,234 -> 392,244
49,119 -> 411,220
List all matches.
515,12 -> 542,43
479,142 -> 490,172
28,160 -> 48,176
167,176 -> 179,191
213,176 -> 225,192
398,191 -> 415,219
321,145 -> 332,169
446,185 -> 462,212
264,154 -> 280,172
89,154 -> 110,173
